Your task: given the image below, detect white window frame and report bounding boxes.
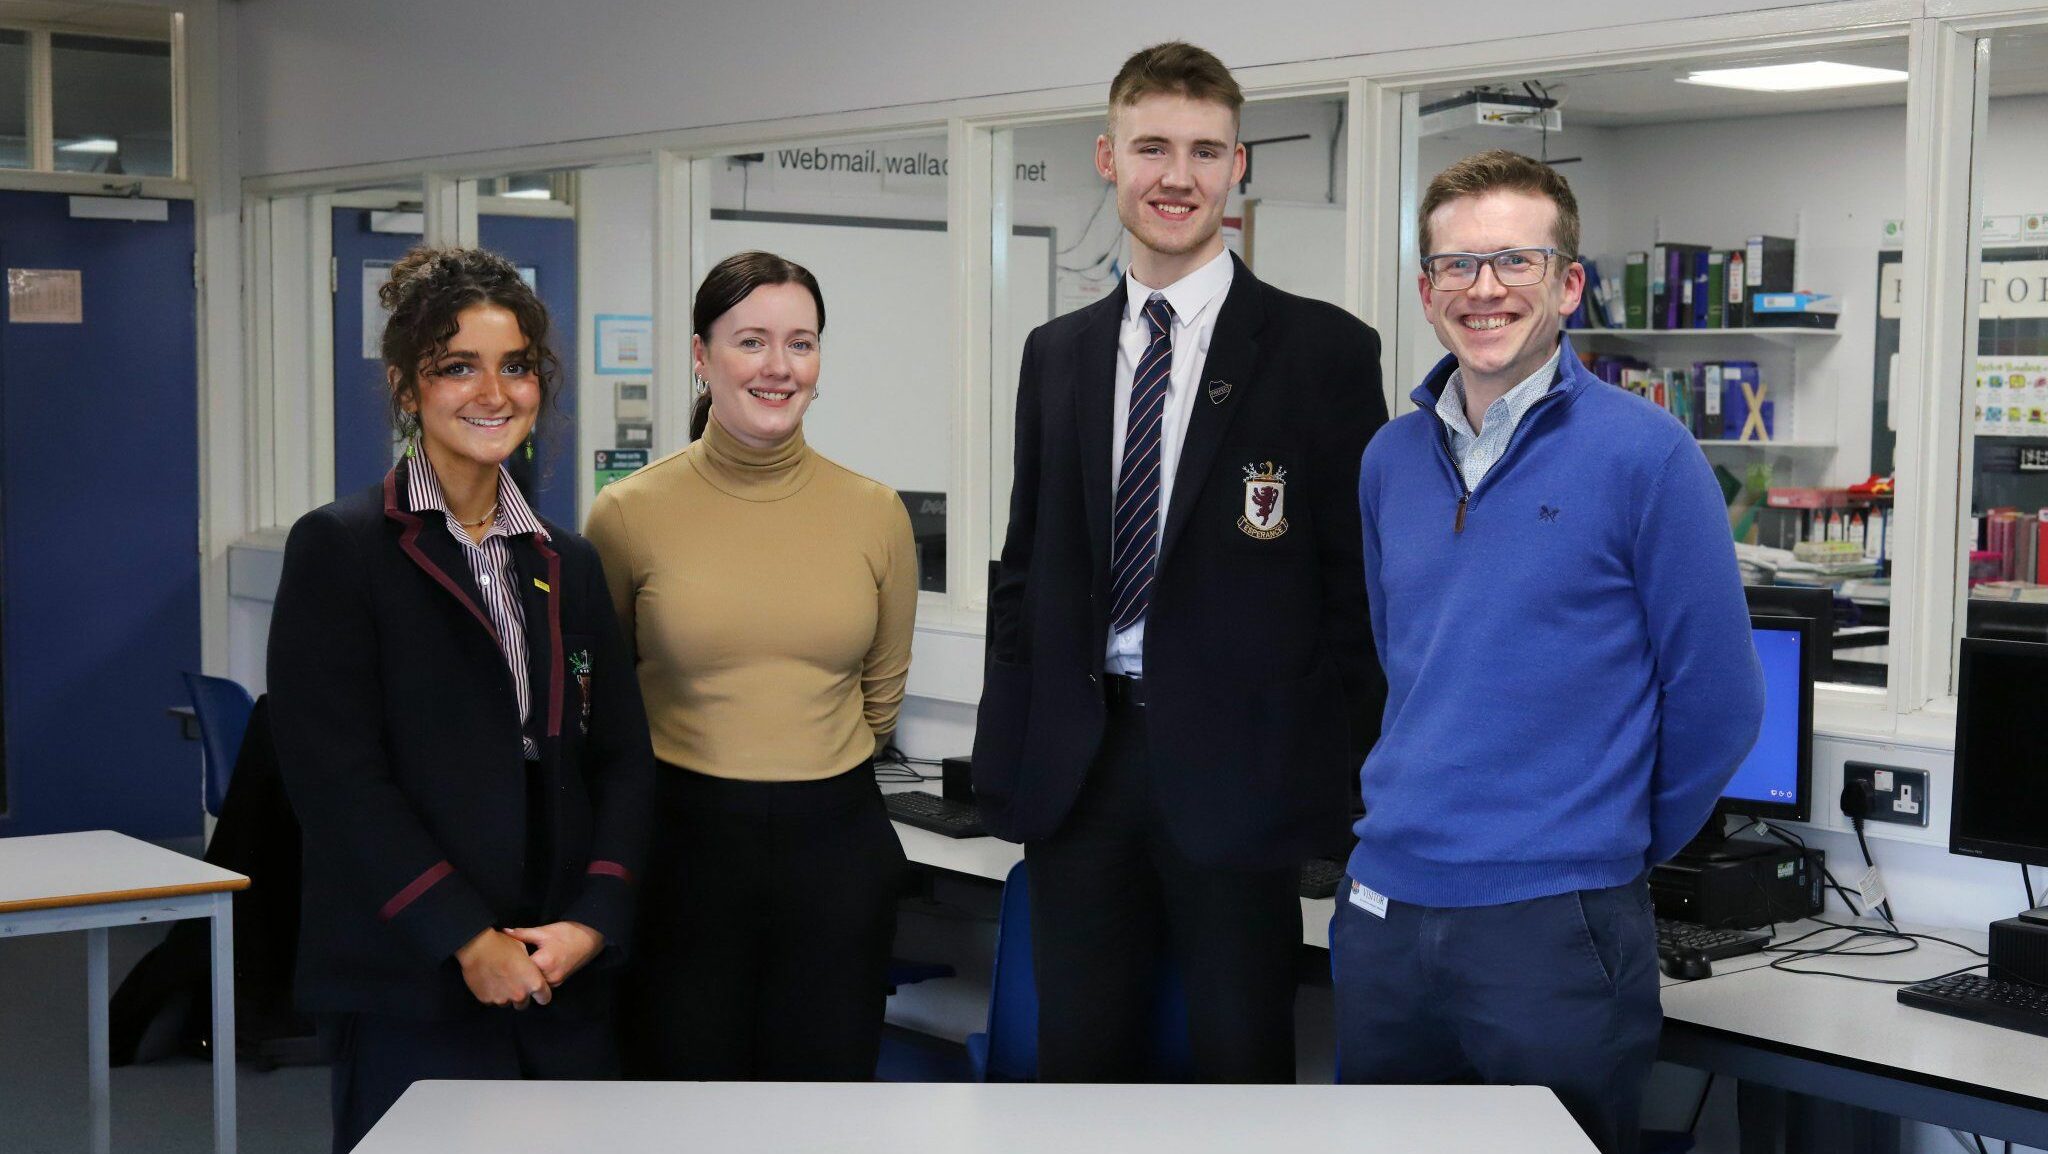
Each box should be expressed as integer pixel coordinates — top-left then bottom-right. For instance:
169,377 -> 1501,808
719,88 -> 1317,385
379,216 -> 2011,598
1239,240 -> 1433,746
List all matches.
230,0 -> 2048,742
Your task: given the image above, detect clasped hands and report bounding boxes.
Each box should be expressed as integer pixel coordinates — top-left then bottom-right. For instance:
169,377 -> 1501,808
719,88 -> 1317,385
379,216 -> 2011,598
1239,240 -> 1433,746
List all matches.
455,921 -> 604,1010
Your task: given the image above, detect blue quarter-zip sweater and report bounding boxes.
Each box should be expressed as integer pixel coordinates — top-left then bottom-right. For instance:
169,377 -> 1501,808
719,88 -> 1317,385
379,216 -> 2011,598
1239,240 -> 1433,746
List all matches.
1349,337 -> 1765,907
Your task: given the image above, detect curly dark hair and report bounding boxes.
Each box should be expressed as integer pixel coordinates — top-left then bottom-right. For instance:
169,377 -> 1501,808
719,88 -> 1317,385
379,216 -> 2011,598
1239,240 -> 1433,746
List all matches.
378,245 -> 562,439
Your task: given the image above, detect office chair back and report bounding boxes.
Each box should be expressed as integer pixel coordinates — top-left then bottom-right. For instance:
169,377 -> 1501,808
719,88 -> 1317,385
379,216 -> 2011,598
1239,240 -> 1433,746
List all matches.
965,859 -> 1194,1082
182,672 -> 255,818
967,860 -> 1039,1081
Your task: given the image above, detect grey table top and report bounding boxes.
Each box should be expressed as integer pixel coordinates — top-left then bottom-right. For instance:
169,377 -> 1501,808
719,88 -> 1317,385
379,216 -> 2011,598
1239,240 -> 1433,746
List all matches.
1659,917 -> 2048,1105
356,1079 -> 1599,1153
0,830 -> 245,914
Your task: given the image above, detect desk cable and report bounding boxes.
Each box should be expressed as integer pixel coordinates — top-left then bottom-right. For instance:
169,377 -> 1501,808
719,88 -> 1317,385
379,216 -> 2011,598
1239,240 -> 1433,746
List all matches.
1836,781 -> 1898,927
1758,918 -> 1988,986
873,741 -> 942,784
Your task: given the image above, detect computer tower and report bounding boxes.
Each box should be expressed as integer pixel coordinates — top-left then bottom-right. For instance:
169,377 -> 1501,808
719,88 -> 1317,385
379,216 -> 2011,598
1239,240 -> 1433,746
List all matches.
1990,917 -> 2048,986
1650,842 -> 1824,929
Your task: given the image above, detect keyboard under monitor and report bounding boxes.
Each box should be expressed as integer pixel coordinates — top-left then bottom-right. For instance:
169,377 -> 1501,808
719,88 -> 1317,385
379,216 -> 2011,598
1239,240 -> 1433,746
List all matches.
1898,972 -> 2048,1039
1655,918 -> 1772,962
883,791 -> 988,838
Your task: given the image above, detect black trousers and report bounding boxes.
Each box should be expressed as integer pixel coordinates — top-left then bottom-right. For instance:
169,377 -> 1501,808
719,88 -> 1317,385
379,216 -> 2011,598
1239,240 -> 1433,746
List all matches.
621,760 -> 906,1081
321,1006 -> 616,1154
1024,694 -> 1301,1083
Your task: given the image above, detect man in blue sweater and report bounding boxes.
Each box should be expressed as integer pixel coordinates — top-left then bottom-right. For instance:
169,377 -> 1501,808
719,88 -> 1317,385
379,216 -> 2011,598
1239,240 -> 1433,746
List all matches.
1333,150 -> 1764,1154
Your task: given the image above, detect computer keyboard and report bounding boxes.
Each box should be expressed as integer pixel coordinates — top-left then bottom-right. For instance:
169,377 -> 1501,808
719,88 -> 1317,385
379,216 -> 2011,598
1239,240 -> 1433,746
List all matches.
1898,972 -> 2048,1038
1298,858 -> 1347,900
1655,918 -> 1771,962
883,791 -> 987,838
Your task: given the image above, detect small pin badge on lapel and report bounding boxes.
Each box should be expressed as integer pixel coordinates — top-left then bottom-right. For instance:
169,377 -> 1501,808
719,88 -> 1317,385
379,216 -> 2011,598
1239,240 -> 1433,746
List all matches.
1207,378 -> 1233,405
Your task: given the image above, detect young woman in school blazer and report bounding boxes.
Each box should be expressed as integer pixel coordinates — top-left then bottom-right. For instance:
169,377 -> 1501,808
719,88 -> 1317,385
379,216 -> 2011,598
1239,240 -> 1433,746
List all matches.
585,250 -> 918,1081
267,246 -> 654,1153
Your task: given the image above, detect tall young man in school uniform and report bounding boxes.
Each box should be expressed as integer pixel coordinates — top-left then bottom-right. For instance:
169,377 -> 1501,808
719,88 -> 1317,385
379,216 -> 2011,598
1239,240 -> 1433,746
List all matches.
1333,149 -> 1765,1152
972,41 -> 1386,1082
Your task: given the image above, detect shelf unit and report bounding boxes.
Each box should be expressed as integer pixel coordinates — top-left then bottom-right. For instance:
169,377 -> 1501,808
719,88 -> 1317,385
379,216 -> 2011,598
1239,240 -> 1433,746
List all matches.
1572,322 -> 1841,477
1573,326 -> 1840,346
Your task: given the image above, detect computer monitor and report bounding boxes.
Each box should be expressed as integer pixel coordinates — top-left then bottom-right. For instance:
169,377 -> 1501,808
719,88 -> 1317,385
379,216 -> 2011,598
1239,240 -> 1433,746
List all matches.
1950,637 -> 2048,869
897,491 -> 946,593
1714,613 -> 1817,825
1965,599 -> 2048,645
1745,584 -> 1835,683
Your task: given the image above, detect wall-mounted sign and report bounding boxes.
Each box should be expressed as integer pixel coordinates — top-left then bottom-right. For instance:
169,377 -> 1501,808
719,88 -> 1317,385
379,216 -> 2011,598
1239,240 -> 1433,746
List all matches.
7,268 -> 83,324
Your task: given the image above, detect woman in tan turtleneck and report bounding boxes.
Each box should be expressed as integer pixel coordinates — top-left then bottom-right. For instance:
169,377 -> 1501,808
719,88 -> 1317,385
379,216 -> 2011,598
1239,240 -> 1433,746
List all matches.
585,251 -> 916,1081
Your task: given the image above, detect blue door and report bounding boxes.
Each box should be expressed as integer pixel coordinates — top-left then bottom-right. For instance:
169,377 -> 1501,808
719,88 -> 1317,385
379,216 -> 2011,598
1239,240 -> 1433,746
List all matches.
0,191 -> 200,839
329,208 -> 415,502
333,211 -> 578,526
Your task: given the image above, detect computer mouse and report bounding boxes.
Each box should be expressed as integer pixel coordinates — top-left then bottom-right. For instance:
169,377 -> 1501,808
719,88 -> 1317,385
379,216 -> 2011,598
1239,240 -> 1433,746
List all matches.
1660,949 -> 1713,981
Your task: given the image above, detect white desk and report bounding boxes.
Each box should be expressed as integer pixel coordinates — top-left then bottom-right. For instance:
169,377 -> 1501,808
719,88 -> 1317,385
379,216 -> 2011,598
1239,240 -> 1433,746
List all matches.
1658,918 -> 2048,1148
883,784 -> 1338,948
356,1079 -> 1597,1152
0,830 -> 248,1154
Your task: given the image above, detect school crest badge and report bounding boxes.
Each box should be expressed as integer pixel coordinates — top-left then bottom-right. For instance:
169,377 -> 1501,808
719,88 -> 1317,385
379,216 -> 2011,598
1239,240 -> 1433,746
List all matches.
1238,461 -> 1288,540
569,649 -> 592,735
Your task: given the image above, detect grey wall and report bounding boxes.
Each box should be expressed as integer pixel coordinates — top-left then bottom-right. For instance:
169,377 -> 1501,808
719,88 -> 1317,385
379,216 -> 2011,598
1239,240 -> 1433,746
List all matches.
233,0 -> 1808,177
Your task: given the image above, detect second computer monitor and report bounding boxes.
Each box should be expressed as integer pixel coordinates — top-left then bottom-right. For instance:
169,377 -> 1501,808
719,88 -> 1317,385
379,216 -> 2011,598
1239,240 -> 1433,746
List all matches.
1716,613 -> 1817,824
1951,636 -> 2048,869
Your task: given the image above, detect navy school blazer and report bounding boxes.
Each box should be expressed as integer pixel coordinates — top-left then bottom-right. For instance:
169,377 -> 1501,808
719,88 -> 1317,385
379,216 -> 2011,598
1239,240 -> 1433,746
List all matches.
267,460 -> 655,1020
973,256 -> 1389,869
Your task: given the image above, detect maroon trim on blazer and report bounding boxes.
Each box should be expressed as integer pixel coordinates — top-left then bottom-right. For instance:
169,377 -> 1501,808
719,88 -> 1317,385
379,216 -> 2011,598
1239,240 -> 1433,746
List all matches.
534,536 -> 564,737
383,466 -> 501,644
379,860 -> 455,921
586,860 -> 633,883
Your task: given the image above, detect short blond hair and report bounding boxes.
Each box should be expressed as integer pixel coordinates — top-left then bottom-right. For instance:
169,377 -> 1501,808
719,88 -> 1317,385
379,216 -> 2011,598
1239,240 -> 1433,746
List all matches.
1419,149 -> 1581,259
1107,41 -> 1243,134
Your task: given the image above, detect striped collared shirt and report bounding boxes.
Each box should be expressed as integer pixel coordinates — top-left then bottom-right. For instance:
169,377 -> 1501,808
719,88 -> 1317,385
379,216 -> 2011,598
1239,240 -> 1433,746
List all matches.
407,446 -> 551,759
1435,346 -> 1564,492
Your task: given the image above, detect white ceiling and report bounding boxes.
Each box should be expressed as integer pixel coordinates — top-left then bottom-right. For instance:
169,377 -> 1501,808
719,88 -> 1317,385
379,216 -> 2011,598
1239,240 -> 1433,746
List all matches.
1421,36 -> 2048,130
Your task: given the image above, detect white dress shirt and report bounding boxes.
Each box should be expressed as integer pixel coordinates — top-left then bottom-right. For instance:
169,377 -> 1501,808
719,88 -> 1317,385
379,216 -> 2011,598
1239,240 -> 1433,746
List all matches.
1104,247 -> 1235,676
1434,346 -> 1563,493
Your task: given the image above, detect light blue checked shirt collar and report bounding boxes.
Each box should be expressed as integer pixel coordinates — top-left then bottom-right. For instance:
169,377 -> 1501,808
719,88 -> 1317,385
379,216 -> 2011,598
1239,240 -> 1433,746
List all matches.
1435,345 -> 1564,492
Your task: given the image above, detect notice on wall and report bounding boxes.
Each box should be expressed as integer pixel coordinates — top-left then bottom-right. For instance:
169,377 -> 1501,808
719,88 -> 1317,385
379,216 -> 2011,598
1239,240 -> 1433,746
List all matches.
596,314 -> 654,374
1974,356 -> 2048,438
594,448 -> 649,493
7,268 -> 83,324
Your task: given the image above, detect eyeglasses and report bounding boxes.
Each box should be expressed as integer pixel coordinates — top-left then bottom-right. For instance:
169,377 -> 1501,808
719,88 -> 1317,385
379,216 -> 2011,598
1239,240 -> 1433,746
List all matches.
1419,247 -> 1565,291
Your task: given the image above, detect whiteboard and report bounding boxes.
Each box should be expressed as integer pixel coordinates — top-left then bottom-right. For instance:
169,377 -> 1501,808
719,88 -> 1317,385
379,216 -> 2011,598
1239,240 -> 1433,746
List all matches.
702,213 -> 1052,496
1248,199 -> 1346,306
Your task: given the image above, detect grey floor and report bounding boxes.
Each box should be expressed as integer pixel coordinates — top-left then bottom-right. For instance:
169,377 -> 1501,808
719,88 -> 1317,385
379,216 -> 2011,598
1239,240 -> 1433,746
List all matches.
0,924 -> 329,1154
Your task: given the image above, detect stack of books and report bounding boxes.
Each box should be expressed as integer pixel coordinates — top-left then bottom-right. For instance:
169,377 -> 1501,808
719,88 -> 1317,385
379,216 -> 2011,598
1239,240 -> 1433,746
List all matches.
1578,353 -> 1773,442
1571,235 -> 1804,330
1977,508 -> 2048,585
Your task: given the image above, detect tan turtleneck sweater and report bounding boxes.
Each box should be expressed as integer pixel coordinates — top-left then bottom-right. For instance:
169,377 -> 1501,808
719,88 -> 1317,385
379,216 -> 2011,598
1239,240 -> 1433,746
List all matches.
584,417 -> 918,781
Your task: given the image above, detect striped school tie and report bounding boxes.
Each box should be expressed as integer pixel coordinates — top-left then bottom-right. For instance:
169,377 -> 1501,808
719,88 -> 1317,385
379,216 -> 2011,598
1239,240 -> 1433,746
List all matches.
1108,293 -> 1174,633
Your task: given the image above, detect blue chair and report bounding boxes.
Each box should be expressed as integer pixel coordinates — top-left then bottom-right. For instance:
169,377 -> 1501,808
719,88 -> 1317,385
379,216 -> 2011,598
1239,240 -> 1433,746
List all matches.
966,860 -> 1040,1081
965,860 -> 1192,1082
182,673 -> 255,818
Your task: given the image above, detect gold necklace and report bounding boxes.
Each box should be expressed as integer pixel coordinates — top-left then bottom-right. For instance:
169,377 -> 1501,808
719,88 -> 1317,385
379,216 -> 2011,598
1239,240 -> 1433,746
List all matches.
454,504 -> 496,529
